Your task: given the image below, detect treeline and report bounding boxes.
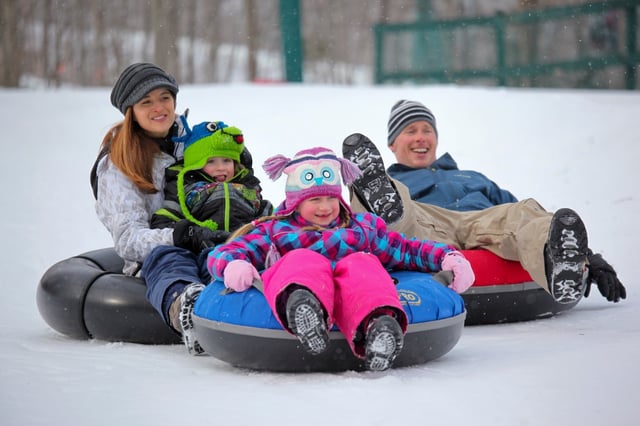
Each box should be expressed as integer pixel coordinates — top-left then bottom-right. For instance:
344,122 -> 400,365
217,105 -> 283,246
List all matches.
1,0 -> 609,88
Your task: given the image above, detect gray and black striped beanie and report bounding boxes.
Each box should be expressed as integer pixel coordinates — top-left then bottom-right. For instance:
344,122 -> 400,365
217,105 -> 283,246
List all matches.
387,99 -> 438,145
110,63 -> 179,114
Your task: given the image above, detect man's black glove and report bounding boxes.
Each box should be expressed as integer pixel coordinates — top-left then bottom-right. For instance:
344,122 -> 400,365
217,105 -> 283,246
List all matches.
584,249 -> 626,303
173,220 -> 231,253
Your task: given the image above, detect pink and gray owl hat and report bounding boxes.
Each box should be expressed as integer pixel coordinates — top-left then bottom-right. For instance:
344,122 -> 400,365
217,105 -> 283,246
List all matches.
262,147 -> 362,216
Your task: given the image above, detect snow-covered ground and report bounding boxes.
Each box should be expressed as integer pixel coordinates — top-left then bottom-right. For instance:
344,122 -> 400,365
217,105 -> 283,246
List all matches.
1,83 -> 638,426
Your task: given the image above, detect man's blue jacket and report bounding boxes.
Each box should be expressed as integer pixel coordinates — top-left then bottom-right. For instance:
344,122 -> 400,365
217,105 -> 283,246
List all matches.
387,152 -> 517,211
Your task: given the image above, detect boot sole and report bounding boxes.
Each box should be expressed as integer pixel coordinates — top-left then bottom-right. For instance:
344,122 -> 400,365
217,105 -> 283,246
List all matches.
547,208 -> 588,304
342,133 -> 403,223
180,284 -> 206,355
286,292 -> 329,355
365,316 -> 404,371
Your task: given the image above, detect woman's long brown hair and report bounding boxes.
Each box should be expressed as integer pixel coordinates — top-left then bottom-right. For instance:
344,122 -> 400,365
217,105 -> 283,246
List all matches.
100,109 -> 161,194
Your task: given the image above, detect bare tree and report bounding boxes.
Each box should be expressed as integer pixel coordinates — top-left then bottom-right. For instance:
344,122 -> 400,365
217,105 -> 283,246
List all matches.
93,1 -> 108,85
379,0 -> 390,23
153,0 -> 180,78
203,1 -> 221,83
185,0 -> 198,83
246,0 -> 258,81
1,0 -> 25,87
42,0 -> 52,86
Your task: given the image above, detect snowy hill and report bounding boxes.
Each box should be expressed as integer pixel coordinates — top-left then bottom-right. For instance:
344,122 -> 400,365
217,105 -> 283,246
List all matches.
1,84 -> 638,426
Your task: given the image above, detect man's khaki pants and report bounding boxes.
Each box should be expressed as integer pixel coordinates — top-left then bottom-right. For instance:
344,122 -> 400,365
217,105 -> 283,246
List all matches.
350,178 -> 553,291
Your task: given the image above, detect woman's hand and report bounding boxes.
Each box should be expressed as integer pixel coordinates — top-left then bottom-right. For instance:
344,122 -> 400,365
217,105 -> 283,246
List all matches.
173,220 -> 230,253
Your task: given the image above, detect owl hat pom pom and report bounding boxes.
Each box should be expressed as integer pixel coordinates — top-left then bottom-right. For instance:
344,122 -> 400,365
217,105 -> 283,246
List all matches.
262,147 -> 362,216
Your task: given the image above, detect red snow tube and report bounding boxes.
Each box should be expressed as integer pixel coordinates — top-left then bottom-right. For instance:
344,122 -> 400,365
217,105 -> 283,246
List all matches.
460,249 -> 580,324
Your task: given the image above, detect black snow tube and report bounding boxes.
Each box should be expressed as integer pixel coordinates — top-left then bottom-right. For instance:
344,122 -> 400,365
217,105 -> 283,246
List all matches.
36,248 -> 180,344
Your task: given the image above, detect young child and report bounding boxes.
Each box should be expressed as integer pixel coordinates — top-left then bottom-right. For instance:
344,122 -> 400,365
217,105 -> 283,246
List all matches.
151,120 -> 273,254
147,120 -> 272,354
207,147 -> 474,371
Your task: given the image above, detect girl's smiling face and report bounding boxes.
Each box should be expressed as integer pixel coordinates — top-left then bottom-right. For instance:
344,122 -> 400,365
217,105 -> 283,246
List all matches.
296,196 -> 340,226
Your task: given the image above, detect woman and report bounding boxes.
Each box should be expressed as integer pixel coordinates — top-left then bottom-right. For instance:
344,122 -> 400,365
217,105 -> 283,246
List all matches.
92,63 -> 212,355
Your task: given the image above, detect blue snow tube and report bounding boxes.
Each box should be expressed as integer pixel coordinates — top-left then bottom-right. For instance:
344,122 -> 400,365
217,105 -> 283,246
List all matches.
193,271 -> 466,372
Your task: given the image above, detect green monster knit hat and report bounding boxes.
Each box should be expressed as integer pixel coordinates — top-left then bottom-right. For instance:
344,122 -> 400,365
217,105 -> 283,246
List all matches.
180,121 -> 245,172
171,120 -> 246,231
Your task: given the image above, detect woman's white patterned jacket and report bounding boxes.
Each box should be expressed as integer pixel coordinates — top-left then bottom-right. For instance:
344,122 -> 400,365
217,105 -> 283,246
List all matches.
94,117 -> 186,275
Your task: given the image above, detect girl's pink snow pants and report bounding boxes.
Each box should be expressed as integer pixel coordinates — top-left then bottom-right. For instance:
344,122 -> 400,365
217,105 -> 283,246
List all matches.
261,248 -> 407,357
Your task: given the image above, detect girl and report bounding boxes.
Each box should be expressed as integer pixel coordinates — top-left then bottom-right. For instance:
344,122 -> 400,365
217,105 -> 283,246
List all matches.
208,147 -> 474,371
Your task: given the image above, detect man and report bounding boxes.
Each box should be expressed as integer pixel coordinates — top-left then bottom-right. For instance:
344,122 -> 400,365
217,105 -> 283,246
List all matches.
342,99 -> 625,304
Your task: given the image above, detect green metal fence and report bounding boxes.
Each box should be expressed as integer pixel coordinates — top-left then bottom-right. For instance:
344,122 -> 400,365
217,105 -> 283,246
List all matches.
374,0 -> 639,89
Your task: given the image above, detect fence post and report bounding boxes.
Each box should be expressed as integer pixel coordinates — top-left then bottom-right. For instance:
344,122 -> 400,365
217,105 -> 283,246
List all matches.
625,4 -> 637,90
373,25 -> 384,84
279,0 -> 303,82
492,12 -> 507,87
411,0 -> 433,74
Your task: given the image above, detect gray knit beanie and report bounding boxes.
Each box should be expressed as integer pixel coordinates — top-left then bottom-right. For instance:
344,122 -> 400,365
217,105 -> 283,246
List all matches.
387,100 -> 438,145
110,63 -> 179,114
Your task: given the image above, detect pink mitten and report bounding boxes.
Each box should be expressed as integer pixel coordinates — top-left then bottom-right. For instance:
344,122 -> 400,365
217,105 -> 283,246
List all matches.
223,260 -> 260,292
441,251 -> 475,294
